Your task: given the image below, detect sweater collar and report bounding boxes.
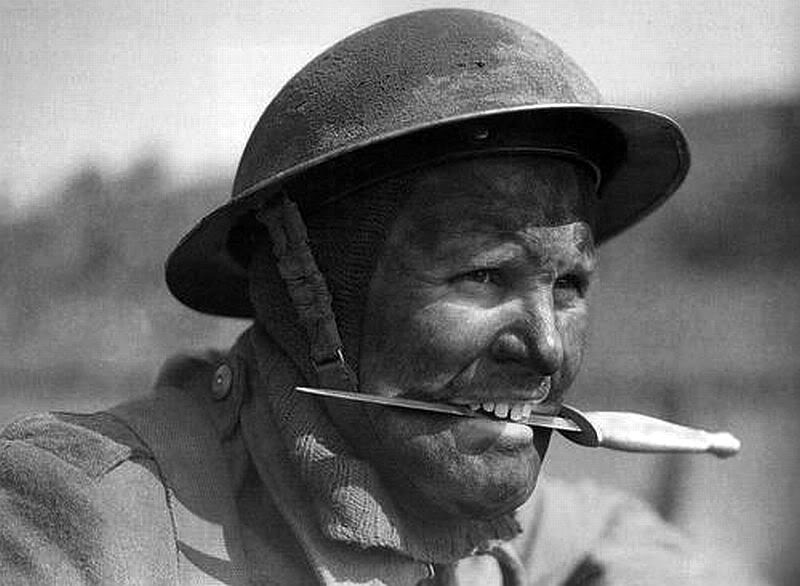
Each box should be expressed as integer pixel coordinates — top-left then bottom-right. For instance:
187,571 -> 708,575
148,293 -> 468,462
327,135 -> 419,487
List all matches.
232,325 -> 521,567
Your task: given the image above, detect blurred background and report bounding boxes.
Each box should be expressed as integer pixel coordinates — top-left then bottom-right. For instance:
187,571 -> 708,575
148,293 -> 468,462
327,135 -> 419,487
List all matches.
2,1 -> 798,583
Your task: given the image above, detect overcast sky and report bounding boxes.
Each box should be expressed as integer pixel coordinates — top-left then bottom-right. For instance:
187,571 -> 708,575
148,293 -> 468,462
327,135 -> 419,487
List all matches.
2,0 -> 798,207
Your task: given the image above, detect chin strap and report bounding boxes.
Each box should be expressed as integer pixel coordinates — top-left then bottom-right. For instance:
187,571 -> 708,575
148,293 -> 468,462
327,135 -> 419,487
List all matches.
256,193 -> 358,391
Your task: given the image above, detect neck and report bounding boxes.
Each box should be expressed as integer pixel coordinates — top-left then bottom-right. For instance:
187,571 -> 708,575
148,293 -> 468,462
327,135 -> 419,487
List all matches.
236,324 -> 522,564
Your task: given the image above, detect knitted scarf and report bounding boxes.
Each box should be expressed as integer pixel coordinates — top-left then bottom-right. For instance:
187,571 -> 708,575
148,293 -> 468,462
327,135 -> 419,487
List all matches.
239,324 -> 521,564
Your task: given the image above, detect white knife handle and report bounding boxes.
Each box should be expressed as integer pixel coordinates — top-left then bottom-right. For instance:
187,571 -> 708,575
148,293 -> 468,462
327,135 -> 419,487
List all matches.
585,411 -> 741,458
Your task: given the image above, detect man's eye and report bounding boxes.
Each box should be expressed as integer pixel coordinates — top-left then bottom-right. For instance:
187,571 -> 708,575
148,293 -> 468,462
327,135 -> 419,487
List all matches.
554,274 -> 587,297
457,269 -> 501,285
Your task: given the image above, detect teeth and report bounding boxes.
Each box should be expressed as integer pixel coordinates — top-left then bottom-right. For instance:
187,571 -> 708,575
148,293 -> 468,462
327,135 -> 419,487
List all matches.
471,400 -> 544,421
494,403 -> 509,418
455,379 -> 552,421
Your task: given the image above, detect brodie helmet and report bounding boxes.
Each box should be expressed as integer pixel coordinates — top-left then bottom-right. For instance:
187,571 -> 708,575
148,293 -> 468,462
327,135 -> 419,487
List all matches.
166,8 -> 689,318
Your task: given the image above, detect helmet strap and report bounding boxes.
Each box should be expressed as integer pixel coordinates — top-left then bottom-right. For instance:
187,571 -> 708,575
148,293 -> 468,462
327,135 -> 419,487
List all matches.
256,194 -> 359,391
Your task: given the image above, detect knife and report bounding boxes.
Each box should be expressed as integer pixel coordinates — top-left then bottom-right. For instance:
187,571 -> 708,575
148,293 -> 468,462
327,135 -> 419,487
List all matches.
294,386 -> 741,458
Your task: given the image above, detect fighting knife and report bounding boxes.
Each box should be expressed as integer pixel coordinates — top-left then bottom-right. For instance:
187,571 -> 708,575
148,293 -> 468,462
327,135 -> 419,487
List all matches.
295,386 -> 741,459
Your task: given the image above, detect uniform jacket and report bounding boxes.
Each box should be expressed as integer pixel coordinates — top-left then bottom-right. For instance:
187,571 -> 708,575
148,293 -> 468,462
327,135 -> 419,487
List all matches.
0,336 -> 765,585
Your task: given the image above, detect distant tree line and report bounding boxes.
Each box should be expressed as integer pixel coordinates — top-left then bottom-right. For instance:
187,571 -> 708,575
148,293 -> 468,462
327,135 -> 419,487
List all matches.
1,100 -> 797,386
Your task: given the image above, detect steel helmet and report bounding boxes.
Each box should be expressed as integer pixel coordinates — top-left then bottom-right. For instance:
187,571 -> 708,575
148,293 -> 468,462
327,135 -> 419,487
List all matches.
166,8 -> 690,317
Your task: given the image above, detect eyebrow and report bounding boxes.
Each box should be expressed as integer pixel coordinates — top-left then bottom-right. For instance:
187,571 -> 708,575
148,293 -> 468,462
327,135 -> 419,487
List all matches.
518,232 -> 597,271
461,243 -> 526,267
428,225 -> 597,271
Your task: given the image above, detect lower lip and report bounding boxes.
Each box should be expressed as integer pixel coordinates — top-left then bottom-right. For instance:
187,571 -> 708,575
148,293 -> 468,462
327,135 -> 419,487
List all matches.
452,416 -> 534,453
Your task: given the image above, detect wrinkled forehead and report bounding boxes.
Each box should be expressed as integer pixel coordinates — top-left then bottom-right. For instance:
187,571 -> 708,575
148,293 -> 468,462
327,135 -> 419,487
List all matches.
391,155 -> 597,250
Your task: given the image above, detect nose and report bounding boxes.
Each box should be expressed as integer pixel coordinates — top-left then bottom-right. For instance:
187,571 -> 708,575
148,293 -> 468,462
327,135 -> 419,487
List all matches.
489,293 -> 563,375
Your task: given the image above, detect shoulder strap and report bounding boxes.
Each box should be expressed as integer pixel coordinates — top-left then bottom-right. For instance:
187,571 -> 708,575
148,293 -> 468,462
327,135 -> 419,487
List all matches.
109,386 -> 250,585
1,411 -> 149,480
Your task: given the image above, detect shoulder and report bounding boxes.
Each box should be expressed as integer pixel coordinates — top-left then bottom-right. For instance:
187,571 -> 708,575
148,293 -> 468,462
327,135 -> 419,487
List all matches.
514,477 -> 768,586
0,347 -> 245,585
1,410 -> 151,479
522,476 -> 669,543
0,411 -> 177,584
510,477 -> 651,584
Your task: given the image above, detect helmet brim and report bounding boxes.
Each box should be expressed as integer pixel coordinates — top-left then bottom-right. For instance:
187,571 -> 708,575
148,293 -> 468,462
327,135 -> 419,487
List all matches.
165,103 -> 689,317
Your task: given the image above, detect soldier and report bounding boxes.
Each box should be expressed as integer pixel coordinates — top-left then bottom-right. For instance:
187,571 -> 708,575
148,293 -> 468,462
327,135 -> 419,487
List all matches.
0,9 -> 763,585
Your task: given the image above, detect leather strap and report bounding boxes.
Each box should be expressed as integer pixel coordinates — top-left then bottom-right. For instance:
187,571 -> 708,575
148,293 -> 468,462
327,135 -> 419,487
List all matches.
256,194 -> 358,391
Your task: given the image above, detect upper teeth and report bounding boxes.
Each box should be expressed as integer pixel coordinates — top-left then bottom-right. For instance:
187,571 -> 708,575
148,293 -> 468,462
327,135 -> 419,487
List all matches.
461,379 -> 551,421
468,401 -> 537,421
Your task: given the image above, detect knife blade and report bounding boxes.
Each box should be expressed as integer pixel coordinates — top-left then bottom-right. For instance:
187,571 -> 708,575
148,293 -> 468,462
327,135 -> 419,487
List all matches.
294,386 -> 581,432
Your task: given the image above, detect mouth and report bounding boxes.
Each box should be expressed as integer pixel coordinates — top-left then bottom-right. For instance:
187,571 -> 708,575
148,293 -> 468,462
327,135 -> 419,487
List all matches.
445,378 -> 553,422
464,400 -> 542,421
295,385 -> 577,437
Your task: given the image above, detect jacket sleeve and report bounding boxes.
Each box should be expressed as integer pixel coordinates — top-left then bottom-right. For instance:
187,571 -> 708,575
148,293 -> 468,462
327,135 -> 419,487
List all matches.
0,413 -> 178,585
513,477 -> 769,586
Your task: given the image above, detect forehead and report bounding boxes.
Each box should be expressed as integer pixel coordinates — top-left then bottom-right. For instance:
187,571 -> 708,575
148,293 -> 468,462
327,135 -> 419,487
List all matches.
390,155 -> 597,250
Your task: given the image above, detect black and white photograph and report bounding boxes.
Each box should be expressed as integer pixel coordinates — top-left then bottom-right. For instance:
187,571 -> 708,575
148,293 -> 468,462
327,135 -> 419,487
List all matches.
1,1 -> 797,584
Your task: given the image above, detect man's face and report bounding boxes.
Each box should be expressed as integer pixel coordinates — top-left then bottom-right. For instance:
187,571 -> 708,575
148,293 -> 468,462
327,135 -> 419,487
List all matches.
330,155 -> 597,521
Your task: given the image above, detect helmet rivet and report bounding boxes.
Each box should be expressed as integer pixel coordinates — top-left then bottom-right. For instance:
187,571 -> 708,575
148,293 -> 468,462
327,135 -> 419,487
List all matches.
211,364 -> 233,400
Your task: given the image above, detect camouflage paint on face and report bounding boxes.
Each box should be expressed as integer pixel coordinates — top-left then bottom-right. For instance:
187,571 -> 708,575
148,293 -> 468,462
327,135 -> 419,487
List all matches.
328,156 -> 597,521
